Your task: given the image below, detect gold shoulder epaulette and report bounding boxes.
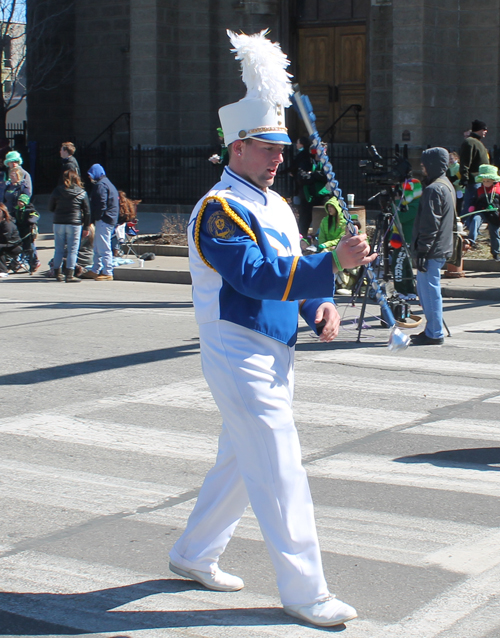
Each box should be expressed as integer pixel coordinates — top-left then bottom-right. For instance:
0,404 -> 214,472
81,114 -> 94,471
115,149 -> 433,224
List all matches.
194,195 -> 258,270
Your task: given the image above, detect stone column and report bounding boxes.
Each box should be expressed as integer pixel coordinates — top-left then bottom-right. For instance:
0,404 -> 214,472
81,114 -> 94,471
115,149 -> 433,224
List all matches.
391,0 -> 425,149
130,0 -> 159,145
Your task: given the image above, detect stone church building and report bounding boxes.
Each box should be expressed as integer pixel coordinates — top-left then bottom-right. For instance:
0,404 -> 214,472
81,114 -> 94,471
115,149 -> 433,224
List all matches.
27,0 -> 499,153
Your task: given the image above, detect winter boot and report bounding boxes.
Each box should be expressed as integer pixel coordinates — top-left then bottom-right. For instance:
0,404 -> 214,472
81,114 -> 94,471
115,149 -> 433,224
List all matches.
65,268 -> 81,283
54,268 -> 64,282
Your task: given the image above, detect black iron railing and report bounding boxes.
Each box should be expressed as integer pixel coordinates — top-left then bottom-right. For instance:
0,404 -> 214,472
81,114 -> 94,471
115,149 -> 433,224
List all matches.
28,141 -> 403,206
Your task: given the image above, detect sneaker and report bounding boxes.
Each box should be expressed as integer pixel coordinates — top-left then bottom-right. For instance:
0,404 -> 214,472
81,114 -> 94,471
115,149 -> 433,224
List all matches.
80,270 -> 100,279
410,331 -> 444,346
169,560 -> 244,592
95,274 -> 113,281
283,595 -> 357,627
493,254 -> 500,262
31,259 -> 41,274
0,272 -> 9,278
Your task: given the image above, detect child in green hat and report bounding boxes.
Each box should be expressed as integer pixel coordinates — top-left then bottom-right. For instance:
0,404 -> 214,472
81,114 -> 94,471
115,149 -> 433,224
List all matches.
467,164 -> 500,260
13,193 -> 41,273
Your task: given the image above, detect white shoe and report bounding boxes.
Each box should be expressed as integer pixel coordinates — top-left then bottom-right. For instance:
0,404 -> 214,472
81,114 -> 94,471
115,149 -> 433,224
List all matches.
283,595 -> 357,627
169,560 -> 244,592
0,272 -> 9,278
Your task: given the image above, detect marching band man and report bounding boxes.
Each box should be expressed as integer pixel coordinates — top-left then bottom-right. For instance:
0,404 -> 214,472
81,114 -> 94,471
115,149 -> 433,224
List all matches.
169,30 -> 375,628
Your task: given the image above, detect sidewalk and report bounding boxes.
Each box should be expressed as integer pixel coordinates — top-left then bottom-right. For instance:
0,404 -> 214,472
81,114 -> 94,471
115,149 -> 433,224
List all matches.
13,235 -> 500,302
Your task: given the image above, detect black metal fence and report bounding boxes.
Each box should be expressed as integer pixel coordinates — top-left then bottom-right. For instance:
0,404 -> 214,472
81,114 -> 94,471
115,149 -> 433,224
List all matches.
29,141 -> 399,206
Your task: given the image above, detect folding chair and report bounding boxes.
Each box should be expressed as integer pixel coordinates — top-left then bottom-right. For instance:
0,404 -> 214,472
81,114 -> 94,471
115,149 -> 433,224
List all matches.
115,219 -> 140,258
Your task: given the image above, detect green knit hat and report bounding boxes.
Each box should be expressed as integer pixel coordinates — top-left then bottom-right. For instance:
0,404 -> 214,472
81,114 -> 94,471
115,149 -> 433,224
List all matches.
475,164 -> 500,183
17,194 -> 30,206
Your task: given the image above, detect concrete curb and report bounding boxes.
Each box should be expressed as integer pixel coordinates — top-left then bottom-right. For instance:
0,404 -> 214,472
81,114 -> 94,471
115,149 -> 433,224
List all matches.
441,284 -> 500,302
132,244 -> 189,257
113,267 -> 191,285
463,259 -> 500,273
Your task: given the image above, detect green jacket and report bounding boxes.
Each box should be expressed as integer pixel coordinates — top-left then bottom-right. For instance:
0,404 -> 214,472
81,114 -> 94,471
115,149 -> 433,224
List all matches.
318,196 -> 346,248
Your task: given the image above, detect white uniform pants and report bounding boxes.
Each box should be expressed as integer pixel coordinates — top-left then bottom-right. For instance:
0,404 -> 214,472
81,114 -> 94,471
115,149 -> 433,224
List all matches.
170,320 -> 329,606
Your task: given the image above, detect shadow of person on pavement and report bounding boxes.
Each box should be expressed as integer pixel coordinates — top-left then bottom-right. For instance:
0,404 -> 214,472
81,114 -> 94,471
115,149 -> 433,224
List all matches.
394,447 -> 500,471
0,578 -> 347,635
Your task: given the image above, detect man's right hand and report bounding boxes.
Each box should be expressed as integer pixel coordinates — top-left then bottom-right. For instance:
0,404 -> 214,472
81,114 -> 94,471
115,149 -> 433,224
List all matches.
335,233 -> 376,271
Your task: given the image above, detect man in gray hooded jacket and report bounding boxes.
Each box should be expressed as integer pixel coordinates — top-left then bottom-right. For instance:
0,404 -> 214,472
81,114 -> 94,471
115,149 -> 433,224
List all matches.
411,147 -> 455,345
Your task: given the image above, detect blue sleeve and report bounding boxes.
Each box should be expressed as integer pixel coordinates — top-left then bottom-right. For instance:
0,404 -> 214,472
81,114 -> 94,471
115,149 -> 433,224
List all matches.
195,199 -> 335,302
299,296 -> 336,333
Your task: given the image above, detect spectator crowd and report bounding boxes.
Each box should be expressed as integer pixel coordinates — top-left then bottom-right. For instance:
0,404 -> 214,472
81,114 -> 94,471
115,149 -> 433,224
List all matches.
0,141 -> 140,281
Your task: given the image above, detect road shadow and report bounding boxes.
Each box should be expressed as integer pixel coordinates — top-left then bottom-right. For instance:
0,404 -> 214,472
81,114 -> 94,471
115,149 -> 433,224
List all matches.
0,579 -> 346,634
394,447 -> 500,471
0,343 -> 200,385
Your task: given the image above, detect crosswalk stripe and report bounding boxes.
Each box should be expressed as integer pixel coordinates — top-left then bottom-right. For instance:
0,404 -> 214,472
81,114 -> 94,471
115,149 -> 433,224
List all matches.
132,502 -> 499,576
99,378 -> 425,430
483,395 -> 500,403
428,597 -> 500,638
369,563 -> 500,638
0,414 -> 219,461
300,350 -> 500,377
0,459 -> 187,515
307,453 -> 500,497
297,373 -> 487,403
0,551 -> 342,636
450,317 -> 500,335
403,418 -> 500,441
119,308 -> 195,317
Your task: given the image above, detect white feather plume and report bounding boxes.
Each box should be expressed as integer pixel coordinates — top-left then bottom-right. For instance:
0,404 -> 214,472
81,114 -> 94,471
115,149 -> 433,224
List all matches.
227,29 -> 293,107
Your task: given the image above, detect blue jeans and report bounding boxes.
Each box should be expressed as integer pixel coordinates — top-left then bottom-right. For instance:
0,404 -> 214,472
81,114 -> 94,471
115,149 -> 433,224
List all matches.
416,257 -> 446,340
467,214 -> 500,255
92,220 -> 114,276
461,184 -> 477,222
53,224 -> 82,270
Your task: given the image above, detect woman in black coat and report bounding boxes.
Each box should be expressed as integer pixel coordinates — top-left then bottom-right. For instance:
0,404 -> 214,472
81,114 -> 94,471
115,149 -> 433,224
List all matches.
49,169 -> 90,282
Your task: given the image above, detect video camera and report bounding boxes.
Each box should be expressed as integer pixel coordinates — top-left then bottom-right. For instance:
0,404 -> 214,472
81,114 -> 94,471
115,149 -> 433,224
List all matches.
359,145 -> 412,186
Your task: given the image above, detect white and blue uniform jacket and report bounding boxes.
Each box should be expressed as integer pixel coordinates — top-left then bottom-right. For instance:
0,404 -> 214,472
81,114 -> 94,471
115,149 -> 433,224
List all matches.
188,167 -> 336,347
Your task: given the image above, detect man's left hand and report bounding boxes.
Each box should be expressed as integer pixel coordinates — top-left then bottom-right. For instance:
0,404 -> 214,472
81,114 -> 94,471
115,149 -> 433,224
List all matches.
416,252 -> 428,272
335,233 -> 376,270
315,302 -> 340,343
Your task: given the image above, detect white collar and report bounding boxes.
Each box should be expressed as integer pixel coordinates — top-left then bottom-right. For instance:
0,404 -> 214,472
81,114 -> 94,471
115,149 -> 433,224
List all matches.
222,166 -> 268,206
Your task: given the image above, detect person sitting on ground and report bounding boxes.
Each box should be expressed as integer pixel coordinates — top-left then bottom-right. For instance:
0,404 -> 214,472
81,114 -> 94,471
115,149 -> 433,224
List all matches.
0,203 -> 22,278
317,195 -> 347,250
4,167 -> 30,214
466,164 -> 500,261
4,150 -> 32,196
49,169 -> 91,282
13,194 -> 41,273
75,223 -> 95,277
112,190 -> 141,256
316,197 -> 360,294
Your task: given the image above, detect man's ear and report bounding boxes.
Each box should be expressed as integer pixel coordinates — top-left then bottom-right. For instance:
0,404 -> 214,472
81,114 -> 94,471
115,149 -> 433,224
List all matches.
231,140 -> 245,156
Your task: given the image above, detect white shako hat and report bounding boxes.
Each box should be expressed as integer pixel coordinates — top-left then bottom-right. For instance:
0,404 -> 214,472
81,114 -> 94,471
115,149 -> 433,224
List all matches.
219,29 -> 293,146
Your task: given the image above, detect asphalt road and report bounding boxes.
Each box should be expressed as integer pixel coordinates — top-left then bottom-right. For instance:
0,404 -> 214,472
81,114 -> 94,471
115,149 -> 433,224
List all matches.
1,276 -> 500,637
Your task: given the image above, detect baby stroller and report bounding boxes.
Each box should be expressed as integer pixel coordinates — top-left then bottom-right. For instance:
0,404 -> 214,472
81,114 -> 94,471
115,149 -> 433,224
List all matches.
11,198 -> 41,274
8,229 -> 39,274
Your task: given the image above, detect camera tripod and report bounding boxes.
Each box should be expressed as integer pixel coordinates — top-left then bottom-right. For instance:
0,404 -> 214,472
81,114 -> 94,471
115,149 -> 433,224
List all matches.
349,187 -> 451,343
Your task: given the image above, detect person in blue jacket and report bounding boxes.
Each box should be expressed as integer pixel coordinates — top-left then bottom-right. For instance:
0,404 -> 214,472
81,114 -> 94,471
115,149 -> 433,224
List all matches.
81,164 -> 119,281
169,30 -> 375,629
